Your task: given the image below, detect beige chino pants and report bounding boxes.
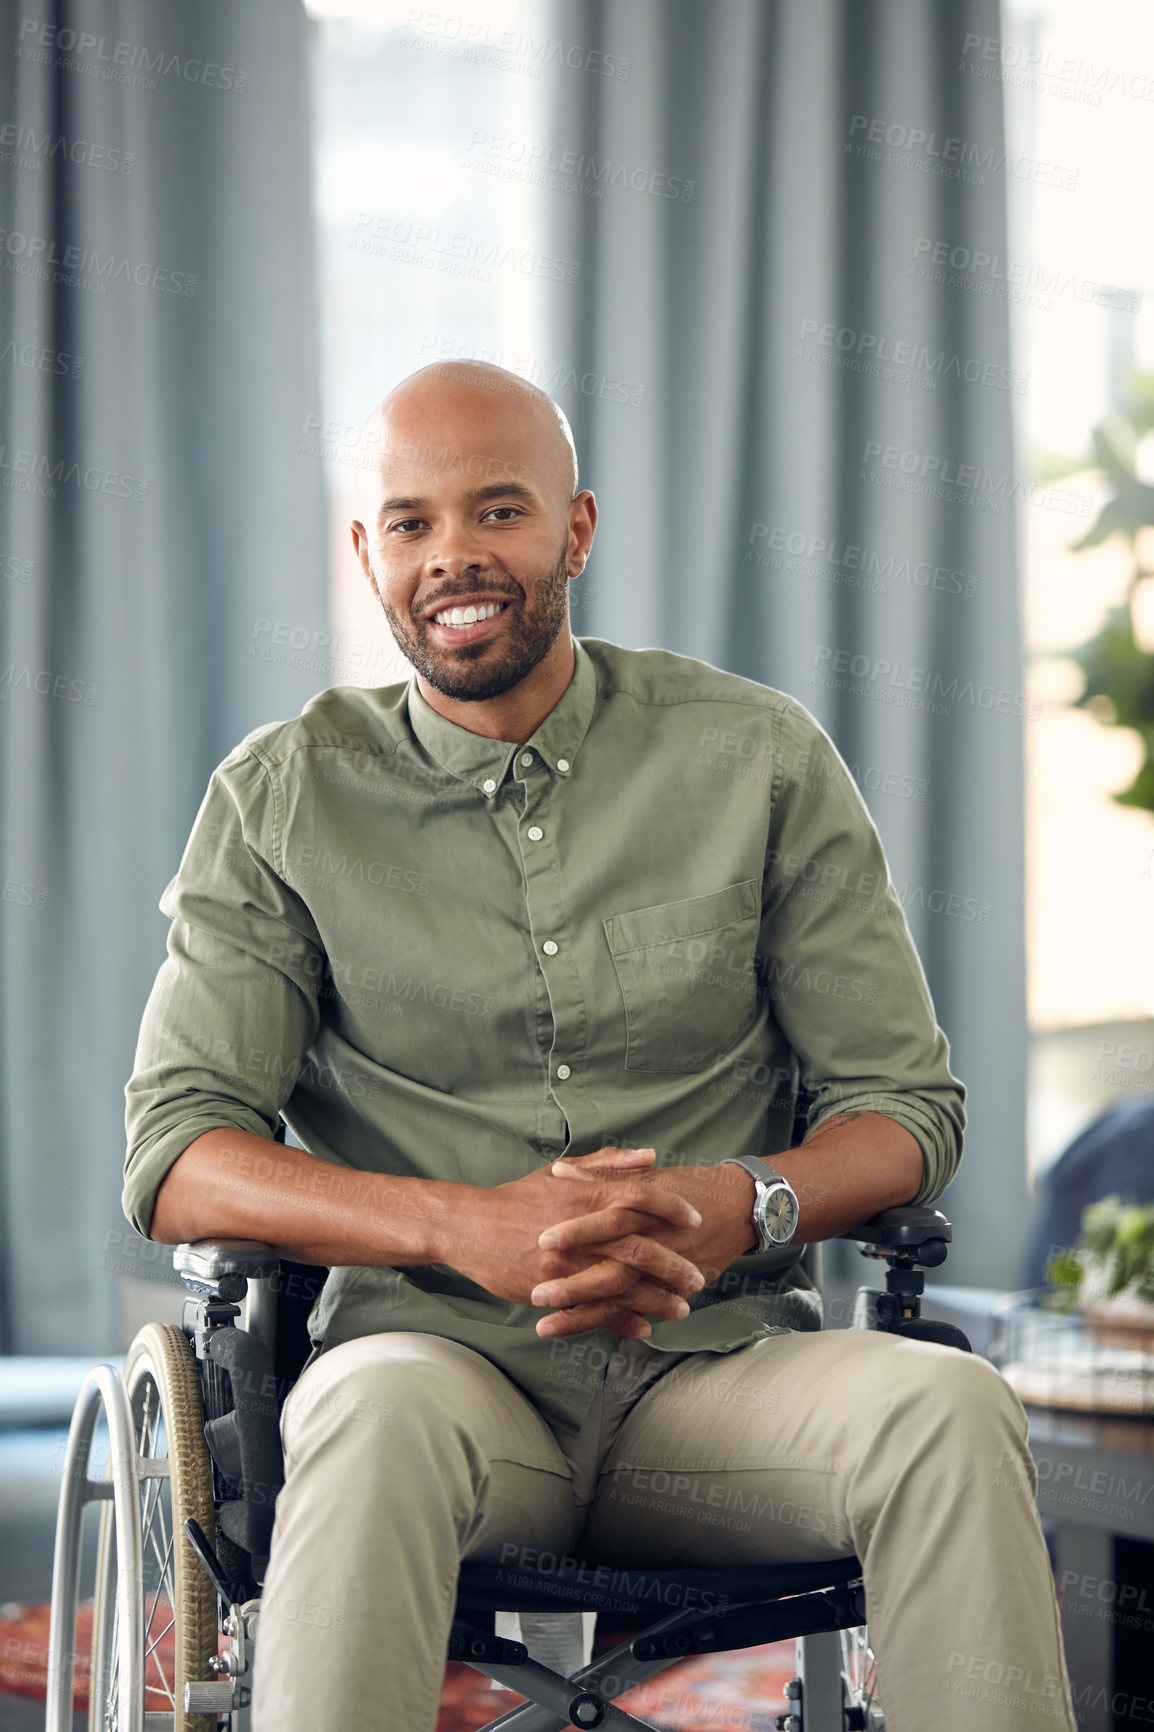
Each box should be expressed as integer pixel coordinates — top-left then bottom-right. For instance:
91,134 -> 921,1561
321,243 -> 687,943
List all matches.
250,1327 -> 1078,1732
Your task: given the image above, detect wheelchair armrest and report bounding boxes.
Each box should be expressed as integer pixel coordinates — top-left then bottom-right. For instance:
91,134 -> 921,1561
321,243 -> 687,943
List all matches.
175,1241 -> 283,1371
173,1239 -> 282,1283
837,1204 -> 952,1263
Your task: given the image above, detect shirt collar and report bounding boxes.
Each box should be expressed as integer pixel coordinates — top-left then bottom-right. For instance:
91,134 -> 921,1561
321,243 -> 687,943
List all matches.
405,636 -> 599,796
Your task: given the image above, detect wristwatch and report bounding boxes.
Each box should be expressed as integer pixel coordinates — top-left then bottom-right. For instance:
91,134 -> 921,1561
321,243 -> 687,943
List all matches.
719,1155 -> 801,1252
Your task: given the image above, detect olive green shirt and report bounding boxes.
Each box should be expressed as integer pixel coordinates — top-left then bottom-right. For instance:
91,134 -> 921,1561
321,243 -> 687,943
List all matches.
124,636 -> 964,1434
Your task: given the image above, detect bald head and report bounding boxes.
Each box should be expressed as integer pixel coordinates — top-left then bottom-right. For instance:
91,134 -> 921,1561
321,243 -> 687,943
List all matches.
355,361 -> 579,512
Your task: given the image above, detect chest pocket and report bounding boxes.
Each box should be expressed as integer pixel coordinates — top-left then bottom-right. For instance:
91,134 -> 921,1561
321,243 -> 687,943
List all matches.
603,879 -> 761,1072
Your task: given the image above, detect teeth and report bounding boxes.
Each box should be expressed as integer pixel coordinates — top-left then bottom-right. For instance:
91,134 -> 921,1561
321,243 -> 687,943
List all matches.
433,601 -> 506,627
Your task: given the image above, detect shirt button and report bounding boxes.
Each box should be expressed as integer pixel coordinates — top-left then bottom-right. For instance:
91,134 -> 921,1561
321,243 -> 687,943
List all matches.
557,758 -> 570,773
542,939 -> 558,956
527,825 -> 543,841
520,751 -> 534,767
482,778 -> 497,795
556,1064 -> 571,1080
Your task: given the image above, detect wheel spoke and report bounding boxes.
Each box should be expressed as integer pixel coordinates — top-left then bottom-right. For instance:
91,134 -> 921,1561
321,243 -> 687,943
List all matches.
840,1624 -> 881,1722
139,1382 -> 155,1458
145,1611 -> 177,1653
142,1572 -> 177,1700
135,1364 -> 178,1676
135,1368 -> 181,1709
143,1562 -> 174,1650
143,1504 -> 175,1602
139,1476 -> 164,1566
143,1608 -> 178,1706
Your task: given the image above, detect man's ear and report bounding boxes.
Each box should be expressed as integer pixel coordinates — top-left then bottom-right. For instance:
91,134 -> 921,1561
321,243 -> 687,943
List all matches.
350,520 -> 379,600
566,490 -> 597,575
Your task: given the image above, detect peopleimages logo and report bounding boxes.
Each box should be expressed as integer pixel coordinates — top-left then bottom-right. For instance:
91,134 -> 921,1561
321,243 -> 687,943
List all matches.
910,238 -> 1139,312
0,444 -> 147,503
0,340 -> 84,379
747,523 -> 979,598
0,228 -> 196,296
859,439 -> 1093,518
846,112 -> 1079,190
0,120 -> 133,174
960,31 -> 1154,106
811,644 -> 1040,721
349,211 -> 581,284
401,11 -> 632,80
798,318 -> 1027,394
15,18 -> 247,93
464,131 -> 695,200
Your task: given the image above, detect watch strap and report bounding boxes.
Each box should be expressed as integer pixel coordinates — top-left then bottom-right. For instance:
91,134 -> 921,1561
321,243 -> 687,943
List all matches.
720,1154 -> 788,1189
720,1155 -> 798,1250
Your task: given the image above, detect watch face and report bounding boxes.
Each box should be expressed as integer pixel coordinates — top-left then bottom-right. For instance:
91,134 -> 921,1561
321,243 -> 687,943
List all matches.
762,1182 -> 800,1244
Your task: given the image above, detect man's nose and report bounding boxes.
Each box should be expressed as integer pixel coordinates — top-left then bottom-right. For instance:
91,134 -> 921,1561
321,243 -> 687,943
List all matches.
427,521 -> 488,575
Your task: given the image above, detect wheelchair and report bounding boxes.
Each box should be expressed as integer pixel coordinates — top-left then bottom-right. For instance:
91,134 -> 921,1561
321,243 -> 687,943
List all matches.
46,1163 -> 971,1732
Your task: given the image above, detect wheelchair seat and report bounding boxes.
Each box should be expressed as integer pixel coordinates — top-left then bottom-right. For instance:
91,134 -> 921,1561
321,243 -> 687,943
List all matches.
456,1555 -> 863,1621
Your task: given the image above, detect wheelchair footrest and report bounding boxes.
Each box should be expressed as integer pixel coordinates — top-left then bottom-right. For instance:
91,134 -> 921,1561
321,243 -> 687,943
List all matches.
448,1620 -> 529,1666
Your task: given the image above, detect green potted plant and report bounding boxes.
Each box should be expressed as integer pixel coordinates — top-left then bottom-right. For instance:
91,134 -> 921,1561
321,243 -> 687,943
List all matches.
1055,374 -> 1154,816
1046,1195 -> 1154,1344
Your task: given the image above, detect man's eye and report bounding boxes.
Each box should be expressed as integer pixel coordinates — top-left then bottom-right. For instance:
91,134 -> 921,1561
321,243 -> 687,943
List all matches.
483,506 -> 520,521
391,519 -> 425,534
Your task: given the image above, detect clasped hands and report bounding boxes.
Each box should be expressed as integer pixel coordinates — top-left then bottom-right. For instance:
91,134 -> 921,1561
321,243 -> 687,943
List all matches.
456,1146 -> 759,1342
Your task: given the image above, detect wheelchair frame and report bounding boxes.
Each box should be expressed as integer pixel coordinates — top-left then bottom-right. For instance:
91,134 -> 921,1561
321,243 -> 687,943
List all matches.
47,1203 -> 969,1732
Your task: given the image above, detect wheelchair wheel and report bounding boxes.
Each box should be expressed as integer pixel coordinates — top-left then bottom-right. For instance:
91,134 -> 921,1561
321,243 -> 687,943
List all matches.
87,1323 -> 219,1731
839,1624 -> 883,1728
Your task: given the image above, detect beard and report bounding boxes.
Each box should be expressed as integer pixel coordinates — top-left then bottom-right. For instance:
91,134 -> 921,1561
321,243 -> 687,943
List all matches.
375,540 -> 571,703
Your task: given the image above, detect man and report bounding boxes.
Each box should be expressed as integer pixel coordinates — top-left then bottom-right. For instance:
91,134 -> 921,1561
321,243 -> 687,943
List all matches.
125,362 -> 1076,1730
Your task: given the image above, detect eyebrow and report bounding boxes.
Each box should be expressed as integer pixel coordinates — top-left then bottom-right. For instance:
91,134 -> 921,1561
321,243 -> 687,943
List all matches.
377,481 -> 538,522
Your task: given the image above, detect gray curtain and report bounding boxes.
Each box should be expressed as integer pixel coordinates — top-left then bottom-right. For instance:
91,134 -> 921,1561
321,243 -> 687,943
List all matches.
545,0 -> 1026,1288
0,0 -> 327,1351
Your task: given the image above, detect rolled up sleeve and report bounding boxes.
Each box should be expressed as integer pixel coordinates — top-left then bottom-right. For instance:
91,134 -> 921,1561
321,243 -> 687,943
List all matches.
760,700 -> 965,1205
123,745 -> 324,1237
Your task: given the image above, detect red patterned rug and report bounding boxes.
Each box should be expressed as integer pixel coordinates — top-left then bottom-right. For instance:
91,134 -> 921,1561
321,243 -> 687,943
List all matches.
0,1602 -> 795,1729
439,1644 -> 795,1731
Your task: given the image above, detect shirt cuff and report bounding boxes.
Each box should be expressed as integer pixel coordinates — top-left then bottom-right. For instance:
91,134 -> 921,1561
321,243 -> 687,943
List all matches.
805,1092 -> 962,1209
122,1106 -> 277,1238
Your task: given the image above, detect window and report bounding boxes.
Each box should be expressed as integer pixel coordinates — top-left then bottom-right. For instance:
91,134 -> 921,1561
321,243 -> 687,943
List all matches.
306,0 -> 549,683
1004,0 -> 1154,1172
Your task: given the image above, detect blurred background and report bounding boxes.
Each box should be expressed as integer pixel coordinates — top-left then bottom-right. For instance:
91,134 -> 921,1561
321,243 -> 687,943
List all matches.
2,0 -> 1153,1723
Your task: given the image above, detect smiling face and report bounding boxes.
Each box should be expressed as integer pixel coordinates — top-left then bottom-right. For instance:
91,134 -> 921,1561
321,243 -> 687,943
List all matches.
350,364 -> 596,740
375,488 -> 571,707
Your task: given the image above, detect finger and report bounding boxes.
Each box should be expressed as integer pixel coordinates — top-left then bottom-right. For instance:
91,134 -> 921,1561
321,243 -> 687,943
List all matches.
539,1197 -> 700,1255
530,1258 -> 695,1318
543,1181 -> 701,1235
536,1303 -> 653,1340
532,1255 -> 631,1307
535,1229 -> 705,1296
549,1148 -> 656,1180
582,1145 -> 657,1164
